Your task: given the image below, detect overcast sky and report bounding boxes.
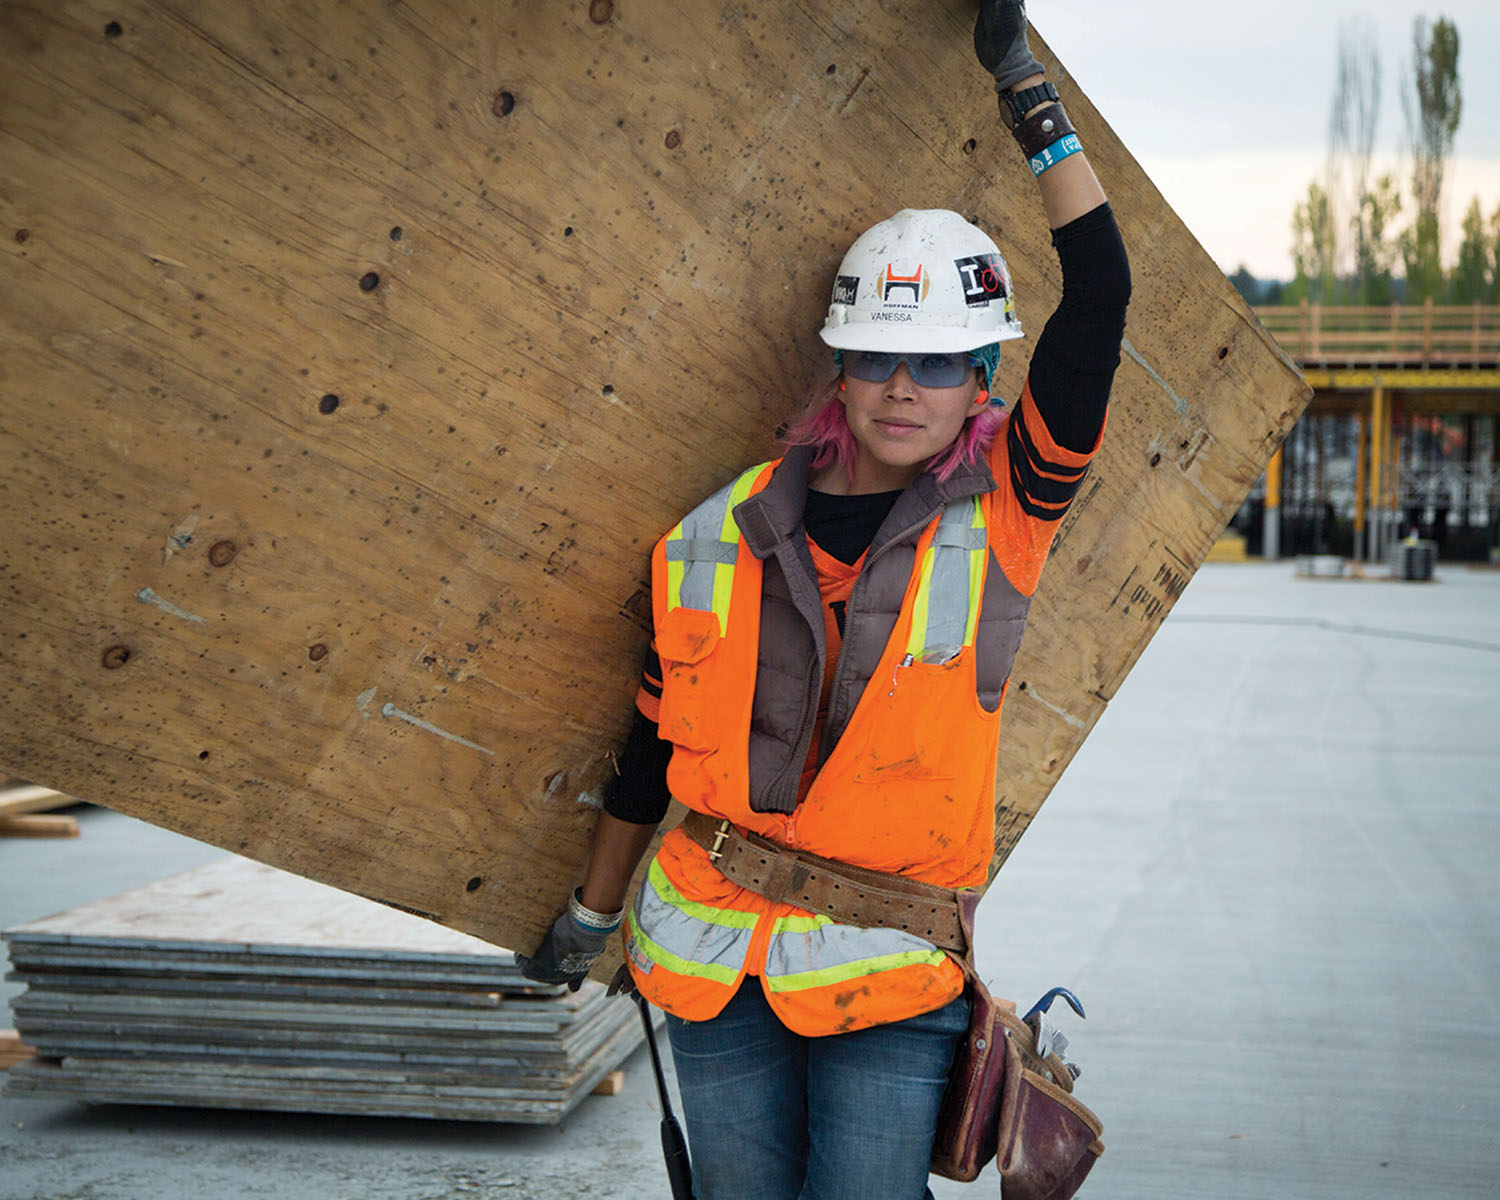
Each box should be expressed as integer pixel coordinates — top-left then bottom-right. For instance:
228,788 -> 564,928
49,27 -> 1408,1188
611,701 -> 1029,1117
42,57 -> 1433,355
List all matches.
1036,1 -> 1500,279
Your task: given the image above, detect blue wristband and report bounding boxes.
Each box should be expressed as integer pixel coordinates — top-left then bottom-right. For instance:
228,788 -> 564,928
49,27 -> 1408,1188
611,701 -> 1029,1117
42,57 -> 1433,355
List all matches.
1028,134 -> 1082,177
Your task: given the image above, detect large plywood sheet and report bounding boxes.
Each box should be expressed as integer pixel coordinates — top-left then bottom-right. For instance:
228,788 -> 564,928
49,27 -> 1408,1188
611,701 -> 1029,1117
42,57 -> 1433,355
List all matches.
0,1 -> 1309,966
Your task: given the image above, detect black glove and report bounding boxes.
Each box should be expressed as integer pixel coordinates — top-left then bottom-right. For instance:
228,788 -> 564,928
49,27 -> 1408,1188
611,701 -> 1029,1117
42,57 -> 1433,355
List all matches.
514,888 -> 622,992
974,0 -> 1044,92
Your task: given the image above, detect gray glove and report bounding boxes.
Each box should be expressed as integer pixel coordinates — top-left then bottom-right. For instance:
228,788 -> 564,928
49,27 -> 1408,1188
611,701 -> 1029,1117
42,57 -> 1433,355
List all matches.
974,0 -> 1044,92
514,888 -> 622,992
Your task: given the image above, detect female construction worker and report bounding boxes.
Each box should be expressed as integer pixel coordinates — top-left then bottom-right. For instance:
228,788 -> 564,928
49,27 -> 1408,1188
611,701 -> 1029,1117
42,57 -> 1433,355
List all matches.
518,3 -> 1130,1196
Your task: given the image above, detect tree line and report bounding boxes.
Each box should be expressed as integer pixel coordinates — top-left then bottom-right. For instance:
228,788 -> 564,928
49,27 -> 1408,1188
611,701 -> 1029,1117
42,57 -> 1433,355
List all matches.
1231,16 -> 1497,308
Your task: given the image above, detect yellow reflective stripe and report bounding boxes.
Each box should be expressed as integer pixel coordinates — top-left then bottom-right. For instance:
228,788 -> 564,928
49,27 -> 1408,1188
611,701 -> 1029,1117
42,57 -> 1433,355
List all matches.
964,499 -> 985,647
647,857 -> 761,930
770,912 -> 834,935
904,544 -> 940,658
627,913 -> 743,985
664,519 -> 687,611
906,499 -> 988,657
763,948 -> 949,993
666,558 -> 686,613
709,465 -> 765,629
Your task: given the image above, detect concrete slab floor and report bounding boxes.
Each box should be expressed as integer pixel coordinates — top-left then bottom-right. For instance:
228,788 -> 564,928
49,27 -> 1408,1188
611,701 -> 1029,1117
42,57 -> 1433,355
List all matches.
3,563 -> 1498,1199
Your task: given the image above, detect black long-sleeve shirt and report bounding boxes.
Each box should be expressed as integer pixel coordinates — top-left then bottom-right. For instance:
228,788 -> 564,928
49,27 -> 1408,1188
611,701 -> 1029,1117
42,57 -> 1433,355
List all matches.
604,202 -> 1130,825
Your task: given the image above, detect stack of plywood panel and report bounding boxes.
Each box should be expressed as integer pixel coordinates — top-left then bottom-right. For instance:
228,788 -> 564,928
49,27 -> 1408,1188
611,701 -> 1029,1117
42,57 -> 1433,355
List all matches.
3,858 -> 642,1123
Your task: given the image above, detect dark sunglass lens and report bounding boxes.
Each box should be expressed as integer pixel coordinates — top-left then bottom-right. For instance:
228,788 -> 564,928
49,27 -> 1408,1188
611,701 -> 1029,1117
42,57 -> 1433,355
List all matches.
846,351 -> 897,381
911,354 -> 968,387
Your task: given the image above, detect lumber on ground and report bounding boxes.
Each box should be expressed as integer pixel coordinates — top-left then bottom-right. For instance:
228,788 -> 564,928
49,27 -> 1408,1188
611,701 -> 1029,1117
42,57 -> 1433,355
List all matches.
0,3 -> 1309,973
0,1031 -> 38,1070
0,815 -> 81,839
2,859 -> 646,1120
0,786 -> 78,817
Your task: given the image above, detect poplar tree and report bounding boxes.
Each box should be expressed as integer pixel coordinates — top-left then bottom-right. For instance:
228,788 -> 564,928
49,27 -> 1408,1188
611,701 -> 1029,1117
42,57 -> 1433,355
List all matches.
1401,16 -> 1462,302
1353,175 -> 1403,305
1289,183 -> 1337,303
1449,199 -> 1497,303
1329,20 -> 1382,293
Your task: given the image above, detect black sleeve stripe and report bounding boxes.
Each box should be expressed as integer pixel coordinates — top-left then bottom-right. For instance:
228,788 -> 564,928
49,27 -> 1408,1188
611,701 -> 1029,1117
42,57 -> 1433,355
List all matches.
1010,456 -> 1082,519
639,674 -> 663,700
642,645 -> 662,679
1009,421 -> 1088,510
1012,408 -> 1088,480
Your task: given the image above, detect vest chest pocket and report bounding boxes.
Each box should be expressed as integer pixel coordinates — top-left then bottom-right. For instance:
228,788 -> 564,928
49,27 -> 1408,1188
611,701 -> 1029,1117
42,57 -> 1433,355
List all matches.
851,649 -> 988,783
655,606 -> 723,752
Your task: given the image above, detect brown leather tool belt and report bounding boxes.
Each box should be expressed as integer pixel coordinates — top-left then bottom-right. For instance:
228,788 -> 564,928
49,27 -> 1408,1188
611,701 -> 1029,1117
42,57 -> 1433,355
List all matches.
679,810 -> 969,954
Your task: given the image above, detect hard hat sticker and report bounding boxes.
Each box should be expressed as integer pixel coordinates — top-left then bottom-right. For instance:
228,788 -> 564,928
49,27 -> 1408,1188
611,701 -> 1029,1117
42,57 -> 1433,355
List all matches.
876,263 -> 930,308
832,275 -> 860,306
954,254 -> 1008,307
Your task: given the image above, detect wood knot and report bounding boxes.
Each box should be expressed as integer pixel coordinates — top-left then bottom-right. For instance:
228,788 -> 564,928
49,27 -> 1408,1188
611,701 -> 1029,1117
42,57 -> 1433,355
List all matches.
208,540 -> 238,567
101,645 -> 132,670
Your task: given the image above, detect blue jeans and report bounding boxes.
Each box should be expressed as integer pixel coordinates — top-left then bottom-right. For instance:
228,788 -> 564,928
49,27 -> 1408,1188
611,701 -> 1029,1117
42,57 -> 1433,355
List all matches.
663,981 -> 970,1200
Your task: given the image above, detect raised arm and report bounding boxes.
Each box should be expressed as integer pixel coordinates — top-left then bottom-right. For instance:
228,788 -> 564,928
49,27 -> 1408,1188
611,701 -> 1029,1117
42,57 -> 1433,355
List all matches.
975,0 -> 1107,227
976,0 -> 1131,454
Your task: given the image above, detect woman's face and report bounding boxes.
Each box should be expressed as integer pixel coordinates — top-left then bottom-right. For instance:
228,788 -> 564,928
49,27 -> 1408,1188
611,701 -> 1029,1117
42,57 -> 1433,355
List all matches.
834,357 -> 987,493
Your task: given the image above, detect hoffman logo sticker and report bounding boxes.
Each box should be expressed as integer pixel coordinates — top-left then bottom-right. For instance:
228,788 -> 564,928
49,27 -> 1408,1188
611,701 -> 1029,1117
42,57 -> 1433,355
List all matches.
954,255 -> 1008,307
877,263 -> 930,307
832,275 -> 860,306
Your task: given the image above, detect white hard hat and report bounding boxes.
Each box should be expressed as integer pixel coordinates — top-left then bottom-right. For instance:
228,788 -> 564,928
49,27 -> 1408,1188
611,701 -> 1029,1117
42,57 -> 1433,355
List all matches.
819,209 -> 1024,352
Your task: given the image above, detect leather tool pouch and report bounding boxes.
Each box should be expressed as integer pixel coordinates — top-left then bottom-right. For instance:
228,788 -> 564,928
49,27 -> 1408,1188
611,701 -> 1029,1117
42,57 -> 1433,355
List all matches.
930,899 -> 1103,1195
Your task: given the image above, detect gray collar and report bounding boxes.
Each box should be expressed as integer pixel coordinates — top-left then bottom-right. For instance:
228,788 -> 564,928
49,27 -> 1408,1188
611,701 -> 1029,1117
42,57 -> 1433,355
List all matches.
734,442 -> 998,561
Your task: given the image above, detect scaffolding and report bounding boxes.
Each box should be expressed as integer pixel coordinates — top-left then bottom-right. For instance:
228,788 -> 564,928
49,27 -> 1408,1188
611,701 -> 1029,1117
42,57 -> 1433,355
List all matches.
1249,304 -> 1500,562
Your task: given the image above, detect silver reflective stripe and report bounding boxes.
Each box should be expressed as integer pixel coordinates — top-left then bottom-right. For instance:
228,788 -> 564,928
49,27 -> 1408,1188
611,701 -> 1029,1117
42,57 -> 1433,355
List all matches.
916,499 -> 986,656
628,858 -> 757,984
762,917 -> 948,994
663,468 -> 759,614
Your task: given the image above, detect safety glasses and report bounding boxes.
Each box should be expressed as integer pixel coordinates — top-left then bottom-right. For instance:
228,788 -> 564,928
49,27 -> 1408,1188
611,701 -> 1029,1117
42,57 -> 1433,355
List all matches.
843,349 -> 980,389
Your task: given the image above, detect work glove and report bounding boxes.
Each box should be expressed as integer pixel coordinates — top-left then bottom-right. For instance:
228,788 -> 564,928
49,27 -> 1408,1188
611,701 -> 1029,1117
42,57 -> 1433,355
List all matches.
514,888 -> 622,992
973,0 -> 1044,92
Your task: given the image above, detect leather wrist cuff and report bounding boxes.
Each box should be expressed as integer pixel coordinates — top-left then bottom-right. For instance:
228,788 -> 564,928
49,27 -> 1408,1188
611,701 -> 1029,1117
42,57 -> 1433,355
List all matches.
569,887 -> 623,931
1011,102 -> 1075,159
999,79 -> 1058,129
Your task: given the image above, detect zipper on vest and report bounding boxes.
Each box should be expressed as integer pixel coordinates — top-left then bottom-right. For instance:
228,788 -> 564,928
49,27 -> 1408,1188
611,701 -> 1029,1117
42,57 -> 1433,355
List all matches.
820,506 -> 944,764
764,655 -> 821,814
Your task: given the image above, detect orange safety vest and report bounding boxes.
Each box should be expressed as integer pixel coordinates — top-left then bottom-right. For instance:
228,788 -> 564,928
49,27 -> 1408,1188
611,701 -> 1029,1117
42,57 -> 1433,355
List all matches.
625,395 -> 1088,1036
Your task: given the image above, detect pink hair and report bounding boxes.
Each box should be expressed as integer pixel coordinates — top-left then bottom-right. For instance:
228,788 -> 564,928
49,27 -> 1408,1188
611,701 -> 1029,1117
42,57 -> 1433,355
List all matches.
784,378 -> 1005,486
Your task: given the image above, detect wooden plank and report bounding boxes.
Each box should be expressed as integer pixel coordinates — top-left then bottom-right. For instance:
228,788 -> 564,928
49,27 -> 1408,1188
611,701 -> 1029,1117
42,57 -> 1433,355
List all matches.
0,2 -> 1309,967
6,857 -> 517,956
4,1035 -> 641,1121
0,786 -> 78,816
0,1030 -> 37,1070
591,1069 -> 625,1096
4,1014 -> 645,1122
0,814 -> 80,838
